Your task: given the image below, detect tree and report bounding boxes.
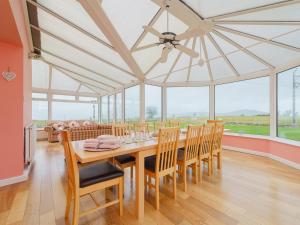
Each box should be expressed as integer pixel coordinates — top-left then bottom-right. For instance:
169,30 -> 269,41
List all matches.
146,106 -> 157,119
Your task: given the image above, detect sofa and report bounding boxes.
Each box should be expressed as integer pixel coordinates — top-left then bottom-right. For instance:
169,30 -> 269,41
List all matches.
44,120 -> 112,143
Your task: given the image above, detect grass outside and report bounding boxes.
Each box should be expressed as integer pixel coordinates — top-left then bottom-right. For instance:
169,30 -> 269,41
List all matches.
34,115 -> 300,141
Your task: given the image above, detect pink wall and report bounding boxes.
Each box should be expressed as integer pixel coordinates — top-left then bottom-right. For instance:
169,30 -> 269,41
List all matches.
0,0 -> 32,179
223,135 -> 300,165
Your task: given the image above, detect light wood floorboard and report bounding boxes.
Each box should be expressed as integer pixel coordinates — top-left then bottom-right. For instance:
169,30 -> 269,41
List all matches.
1,141 -> 300,225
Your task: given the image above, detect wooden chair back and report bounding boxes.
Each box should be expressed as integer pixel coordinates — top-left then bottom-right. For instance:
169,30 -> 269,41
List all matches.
184,125 -> 203,161
61,131 -> 79,190
134,122 -> 149,133
199,124 -> 215,156
212,123 -> 224,151
154,121 -> 165,131
156,127 -> 180,174
207,120 -> 223,124
168,120 -> 180,127
113,124 -> 129,137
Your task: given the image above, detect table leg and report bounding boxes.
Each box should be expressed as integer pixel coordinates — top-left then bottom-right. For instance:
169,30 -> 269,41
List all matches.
135,151 -> 145,221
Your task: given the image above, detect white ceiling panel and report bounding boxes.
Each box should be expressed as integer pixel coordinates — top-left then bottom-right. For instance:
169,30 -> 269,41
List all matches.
32,60 -> 49,89
79,85 -> 95,93
248,43 -> 300,67
41,51 -> 123,88
189,65 -> 210,82
226,51 -> 268,75
37,9 -> 130,72
220,3 -> 300,21
182,0 -> 282,18
217,24 -> 299,40
51,68 -> 80,91
210,57 -> 234,79
40,33 -> 136,84
37,0 -> 109,43
102,0 -> 159,48
273,29 -> 300,48
168,69 -> 189,82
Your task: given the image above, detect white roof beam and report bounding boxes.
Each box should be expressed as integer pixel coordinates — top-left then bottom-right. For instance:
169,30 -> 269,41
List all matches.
215,20 -> 300,26
163,40 -> 190,83
200,36 -> 213,81
209,0 -> 300,21
212,29 -> 275,69
36,47 -> 124,86
145,57 -> 161,76
131,8 -> 163,51
54,67 -> 104,95
78,0 -> 145,81
26,0 -> 113,49
207,33 -> 239,77
42,59 -> 114,92
30,24 -> 133,76
186,37 -> 197,82
215,25 -> 300,52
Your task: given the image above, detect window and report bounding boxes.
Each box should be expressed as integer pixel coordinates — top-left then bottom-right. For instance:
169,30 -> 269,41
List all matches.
277,67 -> 300,141
116,92 -> 122,122
52,102 -> 98,121
79,96 -> 98,102
125,85 -> 140,122
52,95 -> 75,101
167,87 -> 209,127
215,77 -> 270,136
108,95 -> 114,123
32,93 -> 47,99
145,85 -> 161,122
32,100 -> 48,128
101,96 -> 108,123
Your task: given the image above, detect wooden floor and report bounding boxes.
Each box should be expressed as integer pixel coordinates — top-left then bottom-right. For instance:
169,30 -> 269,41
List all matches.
1,142 -> 300,225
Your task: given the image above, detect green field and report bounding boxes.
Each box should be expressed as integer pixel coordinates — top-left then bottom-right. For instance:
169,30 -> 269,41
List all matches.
33,115 -> 300,141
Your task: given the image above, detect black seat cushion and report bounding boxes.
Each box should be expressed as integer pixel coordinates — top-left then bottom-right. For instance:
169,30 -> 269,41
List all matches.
79,161 -> 124,188
177,148 -> 184,161
145,155 -> 156,172
115,155 -> 135,164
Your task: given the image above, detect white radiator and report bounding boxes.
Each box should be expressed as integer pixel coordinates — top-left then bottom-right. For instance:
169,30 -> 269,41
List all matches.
24,124 -> 36,165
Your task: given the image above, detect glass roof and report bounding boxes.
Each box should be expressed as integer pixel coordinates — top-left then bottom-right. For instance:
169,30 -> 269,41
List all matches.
27,0 -> 300,92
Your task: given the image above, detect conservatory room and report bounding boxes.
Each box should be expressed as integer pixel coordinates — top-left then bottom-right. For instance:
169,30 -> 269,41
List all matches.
1,0 -> 300,225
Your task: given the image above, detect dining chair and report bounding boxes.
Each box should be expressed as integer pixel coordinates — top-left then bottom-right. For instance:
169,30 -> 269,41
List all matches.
211,123 -> 224,173
113,124 -> 135,178
61,131 -> 124,225
207,120 -> 223,124
144,127 -> 180,210
168,120 -> 180,127
177,125 -> 203,192
133,122 -> 150,134
199,124 -> 215,182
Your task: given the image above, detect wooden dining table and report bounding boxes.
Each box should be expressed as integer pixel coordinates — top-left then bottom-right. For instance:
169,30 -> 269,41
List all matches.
72,134 -> 186,221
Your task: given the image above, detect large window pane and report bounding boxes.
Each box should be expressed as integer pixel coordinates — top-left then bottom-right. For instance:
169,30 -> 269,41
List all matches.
167,87 -> 209,127
101,96 -> 108,123
278,66 -> 300,141
116,93 -> 122,122
216,77 -> 270,136
125,85 -> 140,122
32,100 -> 48,128
108,95 -> 114,123
145,85 -> 161,122
52,102 -> 98,121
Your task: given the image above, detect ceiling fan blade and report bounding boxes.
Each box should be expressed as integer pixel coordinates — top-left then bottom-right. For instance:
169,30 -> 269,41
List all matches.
143,26 -> 162,38
175,45 -> 199,58
132,43 -> 160,52
160,47 -> 171,63
176,28 -> 198,41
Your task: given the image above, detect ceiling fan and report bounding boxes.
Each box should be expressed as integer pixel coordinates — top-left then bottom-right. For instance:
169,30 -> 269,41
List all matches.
143,4 -> 199,63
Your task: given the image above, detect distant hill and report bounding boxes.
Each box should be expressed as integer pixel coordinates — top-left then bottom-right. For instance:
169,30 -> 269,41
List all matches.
219,109 -> 268,116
